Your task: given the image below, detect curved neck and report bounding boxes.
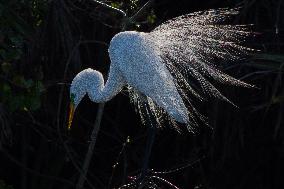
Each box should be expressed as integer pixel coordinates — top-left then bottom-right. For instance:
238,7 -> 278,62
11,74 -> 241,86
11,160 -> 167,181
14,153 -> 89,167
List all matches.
87,66 -> 125,103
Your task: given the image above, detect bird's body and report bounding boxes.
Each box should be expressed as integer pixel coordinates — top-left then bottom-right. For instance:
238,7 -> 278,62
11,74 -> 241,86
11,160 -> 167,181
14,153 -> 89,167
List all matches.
109,31 -> 189,123
69,8 -> 255,131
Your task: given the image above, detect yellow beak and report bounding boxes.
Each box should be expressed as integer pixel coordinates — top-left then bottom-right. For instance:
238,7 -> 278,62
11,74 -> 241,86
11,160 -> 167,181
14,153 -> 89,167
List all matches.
68,102 -> 75,130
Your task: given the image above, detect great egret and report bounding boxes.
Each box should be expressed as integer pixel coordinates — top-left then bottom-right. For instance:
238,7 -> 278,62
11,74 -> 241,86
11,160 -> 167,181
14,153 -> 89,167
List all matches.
68,8 -> 255,131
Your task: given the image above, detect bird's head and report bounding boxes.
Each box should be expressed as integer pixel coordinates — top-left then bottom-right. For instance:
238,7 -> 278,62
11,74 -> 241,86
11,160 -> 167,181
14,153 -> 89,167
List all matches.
68,72 -> 87,130
68,68 -> 104,130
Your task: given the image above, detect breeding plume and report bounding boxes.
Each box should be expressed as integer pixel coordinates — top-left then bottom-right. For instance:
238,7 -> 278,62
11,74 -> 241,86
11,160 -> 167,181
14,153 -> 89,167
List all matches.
68,8 -> 254,131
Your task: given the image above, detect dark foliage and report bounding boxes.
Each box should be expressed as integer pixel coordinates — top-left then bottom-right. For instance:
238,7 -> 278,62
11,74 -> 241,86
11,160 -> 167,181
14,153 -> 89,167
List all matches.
0,0 -> 284,188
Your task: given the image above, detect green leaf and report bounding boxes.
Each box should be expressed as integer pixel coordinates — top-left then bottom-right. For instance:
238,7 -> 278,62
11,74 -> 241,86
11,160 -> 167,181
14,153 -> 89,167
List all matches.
28,94 -> 41,111
110,2 -> 122,9
248,53 -> 284,70
2,83 -> 11,94
35,80 -> 44,92
1,62 -> 12,73
12,75 -> 26,86
9,35 -> 23,46
0,180 -> 14,189
4,48 -> 22,61
24,79 -> 34,88
146,10 -> 157,24
253,53 -> 284,63
8,95 -> 25,112
0,49 -> 7,59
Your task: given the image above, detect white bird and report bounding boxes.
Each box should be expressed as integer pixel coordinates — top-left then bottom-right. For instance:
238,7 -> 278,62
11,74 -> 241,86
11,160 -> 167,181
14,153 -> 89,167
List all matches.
68,8 -> 255,131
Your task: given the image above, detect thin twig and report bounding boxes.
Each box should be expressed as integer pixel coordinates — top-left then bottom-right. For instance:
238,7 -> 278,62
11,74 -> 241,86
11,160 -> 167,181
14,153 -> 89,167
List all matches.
129,0 -> 155,22
90,0 -> 127,17
108,136 -> 129,188
139,127 -> 156,188
76,103 -> 105,189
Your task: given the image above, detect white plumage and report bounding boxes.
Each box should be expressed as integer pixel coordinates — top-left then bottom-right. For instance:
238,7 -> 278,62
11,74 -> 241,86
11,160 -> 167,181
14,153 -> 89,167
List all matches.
70,8 -> 255,131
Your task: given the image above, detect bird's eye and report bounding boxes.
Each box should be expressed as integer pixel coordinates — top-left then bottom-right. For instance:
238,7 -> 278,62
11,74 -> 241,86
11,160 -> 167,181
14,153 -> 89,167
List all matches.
70,93 -> 76,103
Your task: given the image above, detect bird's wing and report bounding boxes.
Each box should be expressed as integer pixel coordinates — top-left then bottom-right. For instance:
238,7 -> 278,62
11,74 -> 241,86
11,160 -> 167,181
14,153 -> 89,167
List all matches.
149,7 -> 255,104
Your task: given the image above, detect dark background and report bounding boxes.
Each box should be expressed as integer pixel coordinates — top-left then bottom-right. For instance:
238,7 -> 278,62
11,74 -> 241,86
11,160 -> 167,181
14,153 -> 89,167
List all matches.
0,0 -> 284,188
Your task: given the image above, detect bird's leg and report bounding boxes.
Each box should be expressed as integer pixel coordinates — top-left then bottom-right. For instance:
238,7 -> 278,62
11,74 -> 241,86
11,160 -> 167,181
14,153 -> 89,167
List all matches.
137,102 -> 156,188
